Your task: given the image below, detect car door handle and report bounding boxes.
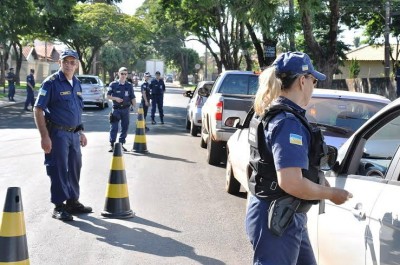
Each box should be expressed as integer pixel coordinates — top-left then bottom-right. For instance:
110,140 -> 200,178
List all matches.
352,203 -> 366,221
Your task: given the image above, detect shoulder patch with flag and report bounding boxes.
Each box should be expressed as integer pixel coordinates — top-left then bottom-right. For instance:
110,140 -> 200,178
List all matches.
289,133 -> 303,145
38,88 -> 47,96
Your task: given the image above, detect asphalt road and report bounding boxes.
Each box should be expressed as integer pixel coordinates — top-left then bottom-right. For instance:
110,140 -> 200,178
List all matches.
0,86 -> 253,265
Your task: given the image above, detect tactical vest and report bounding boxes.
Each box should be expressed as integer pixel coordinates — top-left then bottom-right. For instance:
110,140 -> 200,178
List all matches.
248,104 -> 327,203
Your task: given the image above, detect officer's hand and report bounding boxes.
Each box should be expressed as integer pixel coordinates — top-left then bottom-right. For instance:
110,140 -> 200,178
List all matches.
41,136 -> 52,154
80,133 -> 87,147
145,101 -> 149,107
329,188 -> 353,205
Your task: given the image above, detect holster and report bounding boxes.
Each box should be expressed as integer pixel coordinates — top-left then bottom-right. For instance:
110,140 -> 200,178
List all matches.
268,195 -> 301,236
109,112 -> 119,123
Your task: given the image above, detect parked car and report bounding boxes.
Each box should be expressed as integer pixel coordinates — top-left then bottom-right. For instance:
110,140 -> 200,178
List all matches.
165,74 -> 173,83
184,81 -> 214,136
225,89 -> 391,195
307,97 -> 400,265
201,71 -> 259,165
76,75 -> 108,109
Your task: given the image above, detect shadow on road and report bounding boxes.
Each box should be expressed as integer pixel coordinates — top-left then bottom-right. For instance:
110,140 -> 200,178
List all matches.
67,215 -> 225,265
128,151 -> 195,164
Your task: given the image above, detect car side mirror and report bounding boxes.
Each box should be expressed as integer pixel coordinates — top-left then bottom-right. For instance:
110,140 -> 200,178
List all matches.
183,90 -> 194,98
320,145 -> 338,171
198,87 -> 210,97
225,117 -> 242,129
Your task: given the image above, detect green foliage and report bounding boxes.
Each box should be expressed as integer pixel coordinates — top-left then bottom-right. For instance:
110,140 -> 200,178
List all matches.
349,58 -> 361,78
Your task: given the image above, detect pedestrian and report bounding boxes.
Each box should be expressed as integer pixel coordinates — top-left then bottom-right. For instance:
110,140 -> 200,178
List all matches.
107,67 -> 137,152
24,69 -> 35,111
150,70 -> 166,124
141,72 -> 151,131
245,51 -> 352,265
6,67 -> 16,101
33,49 -> 91,221
395,65 -> 400,98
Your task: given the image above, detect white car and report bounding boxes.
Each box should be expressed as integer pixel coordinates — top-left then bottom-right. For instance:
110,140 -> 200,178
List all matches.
76,75 -> 108,109
225,89 -> 391,194
184,81 -> 214,136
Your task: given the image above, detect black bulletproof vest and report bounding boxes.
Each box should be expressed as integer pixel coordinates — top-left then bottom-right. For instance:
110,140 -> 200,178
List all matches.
248,104 -> 327,201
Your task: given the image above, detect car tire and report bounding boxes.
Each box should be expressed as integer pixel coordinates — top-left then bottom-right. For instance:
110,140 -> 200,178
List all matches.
105,101 -> 109,108
190,120 -> 198,136
226,154 -> 240,194
207,135 -> 223,165
200,124 -> 207,148
99,102 -> 105,110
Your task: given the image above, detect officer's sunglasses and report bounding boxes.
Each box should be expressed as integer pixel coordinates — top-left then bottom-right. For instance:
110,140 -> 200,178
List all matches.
62,59 -> 77,66
120,72 -> 128,76
305,74 -> 318,85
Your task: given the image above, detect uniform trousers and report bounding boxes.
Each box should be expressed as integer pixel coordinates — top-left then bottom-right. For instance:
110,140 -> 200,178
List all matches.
8,84 -> 15,100
25,88 -> 35,109
245,194 -> 317,265
109,108 -> 130,144
45,129 -> 82,205
151,94 -> 164,120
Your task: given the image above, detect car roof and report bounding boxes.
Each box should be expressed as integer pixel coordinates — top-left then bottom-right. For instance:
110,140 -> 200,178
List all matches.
76,75 -> 99,78
219,70 -> 258,76
312,88 -> 391,103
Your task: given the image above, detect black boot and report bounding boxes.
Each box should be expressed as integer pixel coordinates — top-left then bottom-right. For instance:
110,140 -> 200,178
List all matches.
66,199 -> 93,214
52,204 -> 73,221
108,142 -> 114,152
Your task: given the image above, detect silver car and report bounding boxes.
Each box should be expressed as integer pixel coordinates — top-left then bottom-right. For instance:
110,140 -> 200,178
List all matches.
76,75 -> 108,109
225,89 -> 391,194
184,81 -> 214,136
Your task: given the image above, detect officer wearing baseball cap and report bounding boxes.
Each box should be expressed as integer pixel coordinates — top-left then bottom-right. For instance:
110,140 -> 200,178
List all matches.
6,67 -> 16,101
34,49 -> 92,221
245,51 -> 352,264
149,70 -> 166,124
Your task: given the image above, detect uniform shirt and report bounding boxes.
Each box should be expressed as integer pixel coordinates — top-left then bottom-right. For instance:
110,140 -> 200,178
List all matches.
265,97 -> 311,171
141,81 -> 151,101
107,80 -> 136,108
35,70 -> 83,127
149,78 -> 165,95
27,73 -> 35,91
6,72 -> 15,85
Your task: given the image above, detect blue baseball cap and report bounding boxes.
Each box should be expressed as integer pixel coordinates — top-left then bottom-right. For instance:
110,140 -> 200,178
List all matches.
60,49 -> 79,60
273,52 -> 326,81
144,72 -> 151,77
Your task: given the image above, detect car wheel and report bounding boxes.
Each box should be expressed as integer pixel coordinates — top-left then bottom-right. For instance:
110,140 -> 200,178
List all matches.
99,102 -> 105,110
186,116 -> 190,130
190,120 -> 198,136
226,154 -> 240,194
207,135 -> 223,165
105,101 -> 109,108
200,124 -> 207,148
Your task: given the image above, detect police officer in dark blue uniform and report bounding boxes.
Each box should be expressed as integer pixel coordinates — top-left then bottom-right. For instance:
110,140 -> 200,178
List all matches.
150,71 -> 166,124
24,69 -> 35,111
107,67 -> 136,152
34,49 -> 92,221
6,68 -> 16,101
141,72 -> 151,131
246,52 -> 352,264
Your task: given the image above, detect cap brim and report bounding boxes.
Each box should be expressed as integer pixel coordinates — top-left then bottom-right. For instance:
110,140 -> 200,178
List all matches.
310,70 -> 326,81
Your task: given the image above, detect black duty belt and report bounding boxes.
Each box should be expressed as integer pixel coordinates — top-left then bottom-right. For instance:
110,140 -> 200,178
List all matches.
113,105 -> 130,109
46,120 -> 79,133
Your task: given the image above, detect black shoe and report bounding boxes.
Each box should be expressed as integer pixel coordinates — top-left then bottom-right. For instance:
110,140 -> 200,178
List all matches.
121,144 -> 127,152
108,143 -> 114,152
52,204 -> 73,221
151,120 -> 156,124
145,126 -> 150,132
161,120 -> 164,125
66,200 -> 92,214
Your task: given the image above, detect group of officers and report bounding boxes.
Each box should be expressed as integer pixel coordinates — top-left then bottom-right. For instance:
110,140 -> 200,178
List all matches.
107,67 -> 166,152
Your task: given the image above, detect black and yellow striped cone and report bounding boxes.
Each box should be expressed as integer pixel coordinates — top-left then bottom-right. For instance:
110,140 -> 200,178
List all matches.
101,143 -> 135,219
132,104 -> 148,153
0,187 -> 29,265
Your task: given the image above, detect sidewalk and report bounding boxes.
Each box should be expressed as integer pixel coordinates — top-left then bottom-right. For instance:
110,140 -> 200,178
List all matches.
0,89 -> 27,109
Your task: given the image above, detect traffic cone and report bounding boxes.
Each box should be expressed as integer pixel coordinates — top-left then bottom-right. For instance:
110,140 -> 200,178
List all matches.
132,103 -> 148,153
101,143 -> 135,219
0,187 -> 29,265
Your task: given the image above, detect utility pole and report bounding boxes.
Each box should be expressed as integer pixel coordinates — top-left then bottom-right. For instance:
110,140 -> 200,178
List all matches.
204,44 -> 208,81
384,0 -> 391,95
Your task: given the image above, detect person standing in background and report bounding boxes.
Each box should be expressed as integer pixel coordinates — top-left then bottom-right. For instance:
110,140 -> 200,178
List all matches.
25,69 -> 35,111
6,68 -> 16,101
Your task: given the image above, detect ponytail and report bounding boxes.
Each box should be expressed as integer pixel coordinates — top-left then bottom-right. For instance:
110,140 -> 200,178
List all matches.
253,67 -> 282,116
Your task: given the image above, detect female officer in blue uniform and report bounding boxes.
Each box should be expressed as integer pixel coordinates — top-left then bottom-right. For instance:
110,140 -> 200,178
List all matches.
107,67 -> 136,152
34,49 -> 91,221
246,52 -> 352,264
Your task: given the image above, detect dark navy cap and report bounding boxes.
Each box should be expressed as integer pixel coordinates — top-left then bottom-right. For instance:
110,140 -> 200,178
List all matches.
144,72 -> 151,77
60,49 -> 79,60
155,71 -> 160,75
273,52 -> 326,81
9,68 -> 14,71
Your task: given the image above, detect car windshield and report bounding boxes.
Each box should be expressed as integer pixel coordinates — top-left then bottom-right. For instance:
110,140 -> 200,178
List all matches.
219,74 -> 258,95
78,77 -> 98,85
305,97 -> 387,133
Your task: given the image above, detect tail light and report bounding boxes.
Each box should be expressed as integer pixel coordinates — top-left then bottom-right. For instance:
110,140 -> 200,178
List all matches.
215,101 -> 223,121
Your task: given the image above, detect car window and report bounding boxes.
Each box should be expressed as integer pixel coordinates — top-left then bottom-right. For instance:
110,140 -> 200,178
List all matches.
356,115 -> 400,178
78,77 -> 98,85
219,74 -> 258,95
306,97 -> 387,132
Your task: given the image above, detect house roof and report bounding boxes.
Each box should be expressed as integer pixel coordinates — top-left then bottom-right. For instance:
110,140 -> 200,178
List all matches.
35,43 -> 56,61
22,46 -> 33,60
346,44 -> 399,61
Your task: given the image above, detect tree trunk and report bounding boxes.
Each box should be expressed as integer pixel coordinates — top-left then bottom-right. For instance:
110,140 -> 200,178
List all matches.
246,22 -> 266,68
12,42 -> 23,85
